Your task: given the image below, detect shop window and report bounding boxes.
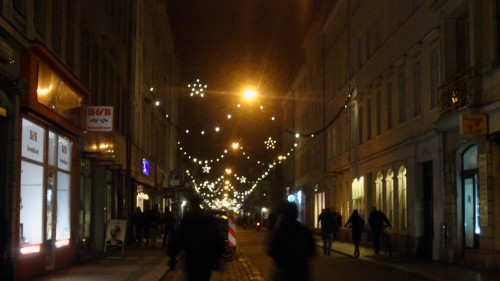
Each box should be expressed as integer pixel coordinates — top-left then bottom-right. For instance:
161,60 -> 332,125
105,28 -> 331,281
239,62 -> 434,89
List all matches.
36,62 -> 83,124
375,172 -> 384,210
385,170 -> 394,222
315,191 -> 325,228
20,118 -> 73,254
398,166 -> 407,230
351,177 -> 365,216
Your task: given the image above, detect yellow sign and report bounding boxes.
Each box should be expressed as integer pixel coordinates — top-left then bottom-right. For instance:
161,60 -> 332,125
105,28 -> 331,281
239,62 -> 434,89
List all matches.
0,107 -> 6,117
460,114 -> 488,135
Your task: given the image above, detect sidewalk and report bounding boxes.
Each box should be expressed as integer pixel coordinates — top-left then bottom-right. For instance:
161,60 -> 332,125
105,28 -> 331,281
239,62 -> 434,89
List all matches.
32,245 -> 261,281
315,235 -> 499,281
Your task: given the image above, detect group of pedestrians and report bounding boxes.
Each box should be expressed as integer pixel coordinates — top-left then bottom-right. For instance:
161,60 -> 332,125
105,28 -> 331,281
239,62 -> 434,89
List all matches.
163,192 -> 392,281
345,206 -> 392,258
132,203 -> 176,249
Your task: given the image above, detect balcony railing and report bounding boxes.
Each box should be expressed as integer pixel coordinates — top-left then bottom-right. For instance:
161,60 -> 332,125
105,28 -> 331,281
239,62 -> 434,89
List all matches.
439,71 -> 474,118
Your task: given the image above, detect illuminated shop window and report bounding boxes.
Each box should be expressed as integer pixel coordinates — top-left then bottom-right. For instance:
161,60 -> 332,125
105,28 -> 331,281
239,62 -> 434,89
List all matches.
385,170 -> 394,222
20,118 -> 73,254
351,177 -> 365,216
398,166 -> 407,230
36,62 -> 82,123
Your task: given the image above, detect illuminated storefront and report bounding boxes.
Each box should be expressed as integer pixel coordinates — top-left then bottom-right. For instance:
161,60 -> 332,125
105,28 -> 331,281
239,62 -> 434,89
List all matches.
16,46 -> 87,280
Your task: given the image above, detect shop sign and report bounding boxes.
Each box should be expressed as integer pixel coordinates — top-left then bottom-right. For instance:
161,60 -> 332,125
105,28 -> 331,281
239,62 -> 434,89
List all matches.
21,118 -> 45,163
86,106 -> 113,132
142,159 -> 150,176
460,114 -> 487,136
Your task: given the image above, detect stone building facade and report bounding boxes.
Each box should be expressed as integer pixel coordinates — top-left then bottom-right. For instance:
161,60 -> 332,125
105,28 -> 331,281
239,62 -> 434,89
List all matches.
283,0 -> 500,270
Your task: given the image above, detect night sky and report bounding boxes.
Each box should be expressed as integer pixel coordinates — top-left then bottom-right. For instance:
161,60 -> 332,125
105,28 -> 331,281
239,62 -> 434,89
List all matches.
165,0 -> 321,183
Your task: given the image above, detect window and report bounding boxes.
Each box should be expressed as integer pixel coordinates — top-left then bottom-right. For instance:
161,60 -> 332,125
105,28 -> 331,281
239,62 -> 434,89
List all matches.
385,170 -> 394,222
20,118 -> 73,254
398,166 -> 407,230
358,105 -> 363,144
399,72 -> 406,124
352,177 -> 365,216
412,62 -> 421,116
315,192 -> 325,228
367,98 -> 372,140
376,91 -> 381,135
375,172 -> 384,210
430,47 -> 440,108
387,82 -> 393,129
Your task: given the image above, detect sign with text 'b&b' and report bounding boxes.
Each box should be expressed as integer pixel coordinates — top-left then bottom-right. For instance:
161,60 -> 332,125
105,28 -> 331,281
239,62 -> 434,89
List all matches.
87,106 -> 113,132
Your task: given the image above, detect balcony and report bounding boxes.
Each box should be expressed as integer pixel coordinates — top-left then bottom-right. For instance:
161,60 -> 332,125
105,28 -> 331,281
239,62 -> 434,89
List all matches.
439,71 -> 474,118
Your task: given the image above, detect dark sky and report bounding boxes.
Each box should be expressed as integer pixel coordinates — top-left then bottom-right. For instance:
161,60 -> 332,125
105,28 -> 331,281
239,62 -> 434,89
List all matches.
165,0 -> 321,183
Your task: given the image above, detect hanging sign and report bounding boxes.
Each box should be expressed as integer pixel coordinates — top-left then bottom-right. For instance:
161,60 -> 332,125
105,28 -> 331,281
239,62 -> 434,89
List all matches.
86,106 -> 113,132
460,114 -> 487,136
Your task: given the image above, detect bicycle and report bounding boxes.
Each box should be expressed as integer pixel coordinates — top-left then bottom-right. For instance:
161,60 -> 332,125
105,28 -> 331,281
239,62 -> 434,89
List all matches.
381,225 -> 393,255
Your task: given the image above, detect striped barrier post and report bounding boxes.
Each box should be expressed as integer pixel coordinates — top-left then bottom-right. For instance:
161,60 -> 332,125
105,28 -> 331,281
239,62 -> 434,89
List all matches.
228,213 -> 237,248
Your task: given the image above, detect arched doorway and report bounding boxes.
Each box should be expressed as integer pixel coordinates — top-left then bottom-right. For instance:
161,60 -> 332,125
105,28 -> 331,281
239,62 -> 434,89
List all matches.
462,145 -> 479,249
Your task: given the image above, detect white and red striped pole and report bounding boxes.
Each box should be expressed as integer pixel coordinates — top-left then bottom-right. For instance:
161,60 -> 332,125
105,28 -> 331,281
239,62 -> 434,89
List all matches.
227,213 -> 237,248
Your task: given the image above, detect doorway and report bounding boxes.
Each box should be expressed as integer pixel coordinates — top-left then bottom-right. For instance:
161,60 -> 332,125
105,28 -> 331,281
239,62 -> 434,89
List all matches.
419,161 -> 433,257
461,145 -> 479,249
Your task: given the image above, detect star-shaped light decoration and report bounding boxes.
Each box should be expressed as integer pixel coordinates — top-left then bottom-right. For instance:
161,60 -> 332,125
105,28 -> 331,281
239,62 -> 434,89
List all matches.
187,79 -> 207,98
264,137 -> 276,150
239,176 -> 247,184
202,164 -> 211,174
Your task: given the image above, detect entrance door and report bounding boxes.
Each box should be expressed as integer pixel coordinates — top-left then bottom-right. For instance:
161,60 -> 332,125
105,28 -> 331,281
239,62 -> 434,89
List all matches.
45,169 -> 56,270
420,161 -> 433,257
463,175 -> 478,248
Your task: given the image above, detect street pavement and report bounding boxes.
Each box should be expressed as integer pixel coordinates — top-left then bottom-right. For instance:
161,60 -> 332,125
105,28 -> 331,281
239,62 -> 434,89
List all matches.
31,232 -> 498,281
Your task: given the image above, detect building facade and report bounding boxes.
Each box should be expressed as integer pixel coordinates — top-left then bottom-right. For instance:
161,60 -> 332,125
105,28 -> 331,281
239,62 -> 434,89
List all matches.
0,1 -> 181,280
283,0 -> 500,270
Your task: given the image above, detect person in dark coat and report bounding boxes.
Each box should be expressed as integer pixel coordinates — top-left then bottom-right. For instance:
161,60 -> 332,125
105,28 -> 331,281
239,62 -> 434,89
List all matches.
167,194 -> 225,281
132,207 -> 145,246
161,208 -> 175,248
344,209 -> 364,258
268,202 -> 316,281
368,206 -> 391,254
318,208 -> 335,256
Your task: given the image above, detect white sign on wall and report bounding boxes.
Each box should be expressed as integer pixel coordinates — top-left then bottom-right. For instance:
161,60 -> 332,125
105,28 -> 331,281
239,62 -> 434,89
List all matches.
21,118 -> 45,163
58,136 -> 72,171
86,106 -> 113,132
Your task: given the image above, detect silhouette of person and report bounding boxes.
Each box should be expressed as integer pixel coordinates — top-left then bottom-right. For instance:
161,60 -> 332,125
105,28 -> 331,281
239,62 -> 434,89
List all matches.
132,207 -> 145,246
167,193 -> 225,281
161,208 -> 175,248
368,206 -> 391,254
344,209 -> 364,258
318,208 -> 336,256
268,202 -> 315,281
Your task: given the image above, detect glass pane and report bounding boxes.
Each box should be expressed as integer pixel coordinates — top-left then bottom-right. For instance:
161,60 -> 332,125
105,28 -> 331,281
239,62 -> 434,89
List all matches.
36,62 -> 83,124
48,131 -> 56,166
56,171 -> 71,240
46,170 -> 55,240
463,146 -> 478,170
57,136 -> 72,171
20,160 -> 44,245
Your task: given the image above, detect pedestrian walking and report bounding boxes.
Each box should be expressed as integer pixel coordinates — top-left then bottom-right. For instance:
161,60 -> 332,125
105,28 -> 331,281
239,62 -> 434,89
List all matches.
167,193 -> 225,281
318,208 -> 335,256
149,204 -> 162,248
161,208 -> 175,248
344,209 -> 364,258
268,202 -> 315,281
368,206 -> 391,254
132,207 -> 145,246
